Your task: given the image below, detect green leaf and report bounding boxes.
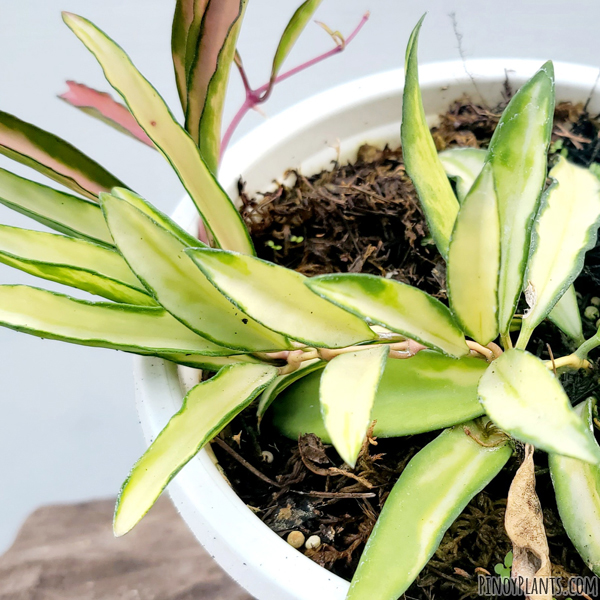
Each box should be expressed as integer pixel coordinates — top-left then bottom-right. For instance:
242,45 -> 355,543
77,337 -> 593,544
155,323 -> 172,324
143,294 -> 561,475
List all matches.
320,346 -> 388,467
63,12 -> 254,255
270,0 -> 323,82
0,168 -> 113,247
518,157 -> 600,348
101,194 -> 291,352
401,16 -> 459,259
548,285 -> 584,345
256,358 -> 325,425
271,351 -> 488,441
347,421 -> 511,599
438,147 -> 486,202
0,285 -> 236,357
109,188 -> 203,247
171,0 -> 207,112
0,110 -> 126,200
549,398 -> 600,576
447,163 -> 500,345
159,352 -> 264,370
489,61 -> 555,335
307,273 -> 469,357
479,349 -> 600,463
186,249 -> 376,348
0,225 -> 154,305
114,362 -> 278,536
187,1 -> 247,172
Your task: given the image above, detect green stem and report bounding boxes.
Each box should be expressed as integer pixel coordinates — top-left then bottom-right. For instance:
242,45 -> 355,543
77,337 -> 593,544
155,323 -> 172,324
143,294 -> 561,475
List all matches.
515,324 -> 533,350
575,329 -> 600,361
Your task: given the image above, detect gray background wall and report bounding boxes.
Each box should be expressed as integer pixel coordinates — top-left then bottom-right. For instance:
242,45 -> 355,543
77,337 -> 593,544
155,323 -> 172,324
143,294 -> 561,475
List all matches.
0,0 -> 598,552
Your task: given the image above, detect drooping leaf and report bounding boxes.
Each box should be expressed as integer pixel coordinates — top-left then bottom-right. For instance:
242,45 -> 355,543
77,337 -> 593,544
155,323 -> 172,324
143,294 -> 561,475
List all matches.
0,111 -> 126,200
186,0 -> 247,172
257,358 -> 325,424
489,61 -> 555,335
401,16 -> 459,259
101,194 -> 291,352
548,285 -> 584,345
59,81 -> 154,147
307,273 -> 469,357
505,445 -> 552,598
109,188 -> 202,247
271,351 -> 488,440
549,398 -> 600,576
114,362 -> 278,536
270,0 -> 323,83
518,157 -> 600,347
320,346 -> 388,467
63,12 -> 254,254
447,163 -> 500,345
478,349 -> 600,463
438,147 -> 486,202
0,225 -> 154,305
347,421 -> 511,600
0,168 -> 113,247
186,249 -> 376,348
0,285 -> 236,357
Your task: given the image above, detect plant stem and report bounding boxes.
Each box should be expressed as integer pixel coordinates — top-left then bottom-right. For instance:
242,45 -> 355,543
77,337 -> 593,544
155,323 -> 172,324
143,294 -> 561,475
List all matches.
220,12 -> 370,159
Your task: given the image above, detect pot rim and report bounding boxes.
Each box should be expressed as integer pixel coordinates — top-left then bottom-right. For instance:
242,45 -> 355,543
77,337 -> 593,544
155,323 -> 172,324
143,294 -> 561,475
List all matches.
134,58 -> 600,600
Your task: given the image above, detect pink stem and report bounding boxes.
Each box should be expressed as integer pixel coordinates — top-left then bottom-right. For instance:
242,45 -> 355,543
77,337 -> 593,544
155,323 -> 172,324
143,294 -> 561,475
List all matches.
220,11 -> 370,160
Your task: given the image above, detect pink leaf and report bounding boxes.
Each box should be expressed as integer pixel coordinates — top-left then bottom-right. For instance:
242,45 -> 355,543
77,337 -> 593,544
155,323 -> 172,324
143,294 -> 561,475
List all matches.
60,81 -> 154,148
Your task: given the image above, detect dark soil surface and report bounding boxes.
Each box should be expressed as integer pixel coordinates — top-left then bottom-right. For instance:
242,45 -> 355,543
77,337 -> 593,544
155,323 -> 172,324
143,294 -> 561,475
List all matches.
212,95 -> 600,599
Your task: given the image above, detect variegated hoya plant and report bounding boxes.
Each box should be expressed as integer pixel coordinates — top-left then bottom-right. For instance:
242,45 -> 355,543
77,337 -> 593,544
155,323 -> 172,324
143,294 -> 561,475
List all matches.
1,2 -> 600,598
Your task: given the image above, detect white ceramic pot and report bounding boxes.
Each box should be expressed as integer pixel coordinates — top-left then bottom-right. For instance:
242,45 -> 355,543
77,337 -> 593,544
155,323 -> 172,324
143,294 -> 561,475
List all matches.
133,59 -> 600,600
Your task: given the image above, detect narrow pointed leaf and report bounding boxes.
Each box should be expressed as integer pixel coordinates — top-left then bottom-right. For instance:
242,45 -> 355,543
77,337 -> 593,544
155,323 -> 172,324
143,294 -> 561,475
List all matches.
447,162 -> 500,344
307,273 -> 468,357
270,0 -> 323,82
438,147 -> 486,202
271,352 -> 488,441
0,110 -> 126,200
401,17 -> 459,259
0,285 -> 235,356
59,81 -> 154,147
548,284 -> 584,344
549,398 -> 600,576
257,359 -> 325,424
102,195 -> 291,352
109,188 -> 203,247
160,352 -> 263,370
490,61 -> 555,334
171,0 -> 209,111
186,248 -> 376,348
186,0 -> 246,171
63,12 -> 254,254
0,168 -> 113,247
519,157 -> 600,346
347,422 -> 511,600
0,225 -> 154,305
320,346 -> 388,467
479,349 -> 600,463
114,363 -> 278,536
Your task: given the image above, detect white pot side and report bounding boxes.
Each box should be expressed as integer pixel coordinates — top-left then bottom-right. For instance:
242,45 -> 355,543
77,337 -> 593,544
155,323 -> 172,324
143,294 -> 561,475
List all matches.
133,60 -> 600,600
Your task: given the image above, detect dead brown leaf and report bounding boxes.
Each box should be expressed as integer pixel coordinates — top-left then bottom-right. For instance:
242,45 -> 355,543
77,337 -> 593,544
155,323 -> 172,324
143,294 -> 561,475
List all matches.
505,445 -> 552,600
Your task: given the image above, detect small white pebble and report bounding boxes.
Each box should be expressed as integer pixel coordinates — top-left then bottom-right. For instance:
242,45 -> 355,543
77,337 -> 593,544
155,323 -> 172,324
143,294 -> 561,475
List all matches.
305,535 -> 321,550
592,297 -> 600,306
287,531 -> 305,549
585,306 -> 600,321
261,451 -> 274,463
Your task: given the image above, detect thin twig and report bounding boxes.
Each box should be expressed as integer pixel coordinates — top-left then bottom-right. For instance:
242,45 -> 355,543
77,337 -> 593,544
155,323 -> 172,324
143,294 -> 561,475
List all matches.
546,343 -> 557,377
212,437 -> 281,487
220,12 -> 370,158
292,490 -> 376,499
